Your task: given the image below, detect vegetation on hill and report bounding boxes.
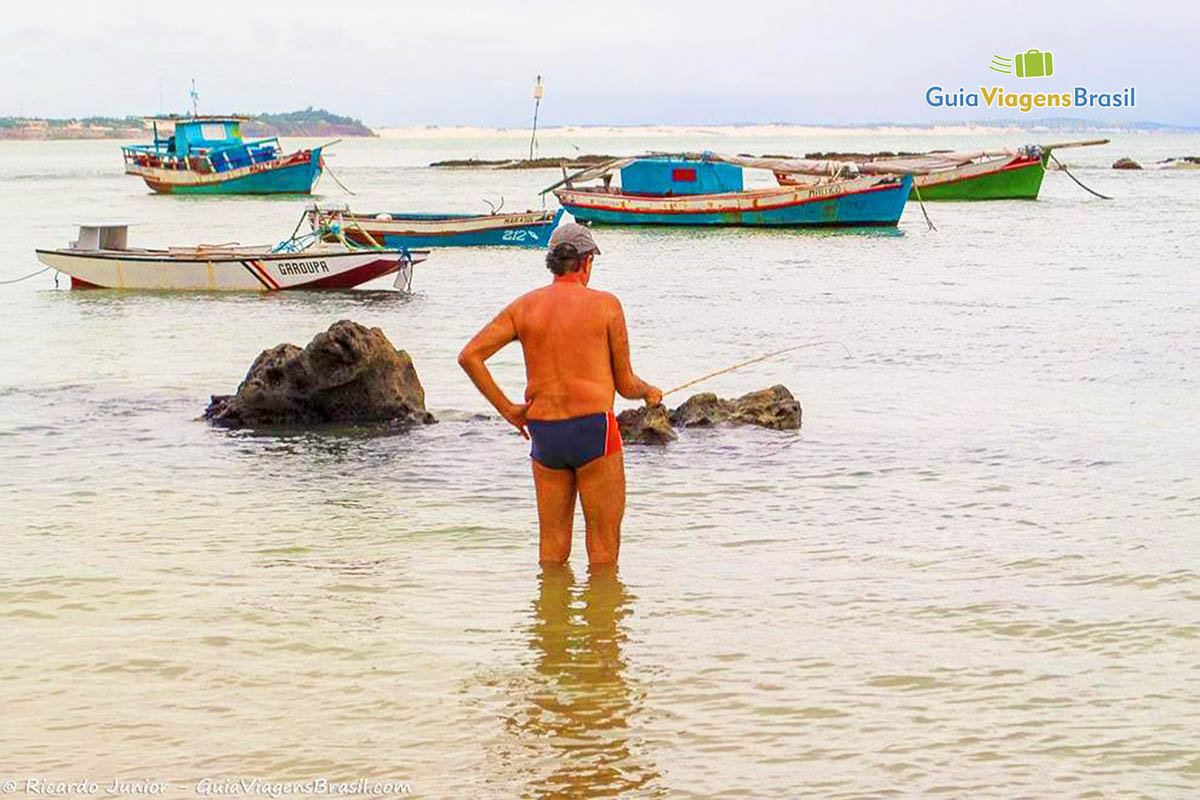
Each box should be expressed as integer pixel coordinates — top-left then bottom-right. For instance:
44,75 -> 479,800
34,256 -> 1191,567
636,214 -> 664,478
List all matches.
0,108 -> 375,139
240,108 -> 374,137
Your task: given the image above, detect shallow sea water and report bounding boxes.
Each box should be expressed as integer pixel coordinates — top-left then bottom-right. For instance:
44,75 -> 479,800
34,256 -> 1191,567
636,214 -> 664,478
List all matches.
1,131 -> 1198,798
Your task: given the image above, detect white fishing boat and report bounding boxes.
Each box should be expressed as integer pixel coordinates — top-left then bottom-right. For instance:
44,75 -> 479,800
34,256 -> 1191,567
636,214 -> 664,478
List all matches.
35,224 -> 428,291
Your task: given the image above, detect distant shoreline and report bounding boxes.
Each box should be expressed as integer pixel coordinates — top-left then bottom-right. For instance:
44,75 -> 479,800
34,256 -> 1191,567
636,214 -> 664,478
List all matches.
374,121 -> 1196,139
3,119 -> 1196,142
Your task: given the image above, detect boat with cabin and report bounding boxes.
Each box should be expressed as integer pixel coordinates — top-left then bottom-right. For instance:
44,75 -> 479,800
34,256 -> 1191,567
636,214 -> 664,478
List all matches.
546,154 -> 912,227
306,205 -> 564,248
121,116 -> 326,194
35,223 -> 427,291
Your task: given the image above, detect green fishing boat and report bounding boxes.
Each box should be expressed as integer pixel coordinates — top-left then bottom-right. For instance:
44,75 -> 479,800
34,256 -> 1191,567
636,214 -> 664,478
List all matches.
774,139 -> 1109,201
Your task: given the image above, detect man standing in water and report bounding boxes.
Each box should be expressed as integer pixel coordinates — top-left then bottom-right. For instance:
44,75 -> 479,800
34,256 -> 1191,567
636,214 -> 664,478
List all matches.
458,224 -> 661,566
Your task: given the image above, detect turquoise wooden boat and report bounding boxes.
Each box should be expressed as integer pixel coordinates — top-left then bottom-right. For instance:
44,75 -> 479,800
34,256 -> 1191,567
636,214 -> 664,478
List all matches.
121,116 -> 324,195
306,207 -> 564,248
545,154 -> 911,227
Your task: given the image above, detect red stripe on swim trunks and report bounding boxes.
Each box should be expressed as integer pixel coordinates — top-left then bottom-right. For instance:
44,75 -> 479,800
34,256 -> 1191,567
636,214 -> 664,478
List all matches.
604,409 -> 622,455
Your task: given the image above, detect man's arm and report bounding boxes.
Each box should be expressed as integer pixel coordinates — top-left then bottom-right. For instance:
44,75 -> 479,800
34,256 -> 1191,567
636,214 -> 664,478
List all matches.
607,296 -> 662,407
457,306 -> 529,438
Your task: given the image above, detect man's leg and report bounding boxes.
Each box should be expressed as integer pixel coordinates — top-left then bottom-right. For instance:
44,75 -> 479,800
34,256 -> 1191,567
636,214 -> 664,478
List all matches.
532,460 -> 577,564
575,451 -> 626,566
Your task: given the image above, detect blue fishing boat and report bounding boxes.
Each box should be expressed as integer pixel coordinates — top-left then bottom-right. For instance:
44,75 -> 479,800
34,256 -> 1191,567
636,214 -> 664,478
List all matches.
121,116 -> 324,195
306,207 -> 564,248
545,154 -> 911,227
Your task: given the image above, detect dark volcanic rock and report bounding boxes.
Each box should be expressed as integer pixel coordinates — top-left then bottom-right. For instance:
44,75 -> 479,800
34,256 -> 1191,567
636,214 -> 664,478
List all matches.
429,154 -> 618,170
617,405 -> 677,445
725,385 -> 801,430
620,385 -> 802,445
205,320 -> 435,429
670,392 -> 728,427
670,385 -> 801,431
1112,157 -> 1142,170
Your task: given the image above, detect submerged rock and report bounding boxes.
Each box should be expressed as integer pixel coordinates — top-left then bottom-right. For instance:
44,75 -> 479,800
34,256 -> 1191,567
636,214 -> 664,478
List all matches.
670,392 -> 727,427
205,320 -> 435,429
616,405 -> 678,444
621,385 -> 802,445
725,385 -> 802,430
670,385 -> 801,431
1112,157 -> 1142,170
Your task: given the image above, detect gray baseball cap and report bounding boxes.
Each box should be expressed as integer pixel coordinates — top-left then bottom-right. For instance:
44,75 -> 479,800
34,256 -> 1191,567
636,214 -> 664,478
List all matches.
548,222 -> 601,255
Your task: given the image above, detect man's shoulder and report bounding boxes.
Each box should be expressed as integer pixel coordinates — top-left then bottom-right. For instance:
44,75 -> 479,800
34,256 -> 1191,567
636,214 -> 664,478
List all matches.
509,285 -> 551,309
586,288 -> 621,307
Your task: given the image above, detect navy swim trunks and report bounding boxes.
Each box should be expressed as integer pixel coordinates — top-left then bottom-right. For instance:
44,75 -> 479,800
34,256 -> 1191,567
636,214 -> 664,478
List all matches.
527,410 -> 623,470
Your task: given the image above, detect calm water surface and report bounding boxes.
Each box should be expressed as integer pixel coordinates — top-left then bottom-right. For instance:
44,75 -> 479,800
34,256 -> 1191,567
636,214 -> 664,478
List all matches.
1,132 -> 1198,798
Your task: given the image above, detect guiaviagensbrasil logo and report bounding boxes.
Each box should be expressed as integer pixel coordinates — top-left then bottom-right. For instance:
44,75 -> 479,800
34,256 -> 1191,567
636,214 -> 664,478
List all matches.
990,50 -> 1053,79
926,48 -> 1134,113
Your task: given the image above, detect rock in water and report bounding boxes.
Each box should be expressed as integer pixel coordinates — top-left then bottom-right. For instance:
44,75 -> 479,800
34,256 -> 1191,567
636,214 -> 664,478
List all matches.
619,385 -> 802,445
670,392 -> 728,427
670,385 -> 801,431
1112,157 -> 1142,170
725,385 -> 801,430
205,320 -> 436,428
617,406 -> 678,444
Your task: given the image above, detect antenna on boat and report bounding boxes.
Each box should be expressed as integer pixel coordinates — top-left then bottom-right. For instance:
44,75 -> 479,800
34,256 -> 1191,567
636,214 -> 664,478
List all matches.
529,75 -> 543,160
189,78 -> 199,117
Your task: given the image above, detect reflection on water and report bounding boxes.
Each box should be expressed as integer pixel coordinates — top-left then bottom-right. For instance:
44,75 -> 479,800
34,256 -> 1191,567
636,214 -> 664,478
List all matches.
47,285 -> 419,310
508,566 -> 661,798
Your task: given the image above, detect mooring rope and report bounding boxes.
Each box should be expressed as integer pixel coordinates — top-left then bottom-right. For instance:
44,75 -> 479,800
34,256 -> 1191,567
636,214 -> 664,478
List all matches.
323,161 -> 357,196
664,341 -> 853,397
0,266 -> 52,285
1049,152 -> 1112,200
911,179 -> 937,232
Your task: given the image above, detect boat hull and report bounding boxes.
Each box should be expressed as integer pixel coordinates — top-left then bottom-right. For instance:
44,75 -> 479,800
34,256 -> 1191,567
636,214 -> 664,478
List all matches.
310,208 -> 564,248
554,176 -> 910,227
126,147 -> 323,195
912,154 -> 1046,201
34,247 -> 424,291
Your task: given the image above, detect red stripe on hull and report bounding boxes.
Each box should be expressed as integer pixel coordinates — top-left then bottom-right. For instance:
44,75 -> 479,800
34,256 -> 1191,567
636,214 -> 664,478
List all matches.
917,156 -> 1043,189
70,277 -> 104,290
292,258 -> 401,290
249,260 -> 281,290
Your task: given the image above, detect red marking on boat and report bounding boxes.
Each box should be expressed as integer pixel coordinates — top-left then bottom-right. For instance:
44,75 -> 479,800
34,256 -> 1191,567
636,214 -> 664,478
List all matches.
293,258 -> 401,290
241,261 -> 276,290
70,277 -> 103,290
248,259 -> 281,290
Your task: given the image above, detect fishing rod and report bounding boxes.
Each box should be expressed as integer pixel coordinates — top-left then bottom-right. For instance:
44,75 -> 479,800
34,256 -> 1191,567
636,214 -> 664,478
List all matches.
663,340 -> 852,398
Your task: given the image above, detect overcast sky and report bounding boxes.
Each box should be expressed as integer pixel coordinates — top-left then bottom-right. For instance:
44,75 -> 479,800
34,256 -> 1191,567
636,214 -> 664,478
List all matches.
2,0 -> 1195,126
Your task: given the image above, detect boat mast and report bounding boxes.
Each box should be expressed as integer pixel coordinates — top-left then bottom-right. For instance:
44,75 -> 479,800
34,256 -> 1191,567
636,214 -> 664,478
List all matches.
529,75 -> 543,160
190,79 -> 199,117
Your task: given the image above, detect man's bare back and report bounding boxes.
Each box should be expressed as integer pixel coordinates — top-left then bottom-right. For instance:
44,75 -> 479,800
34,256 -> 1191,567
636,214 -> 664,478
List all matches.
457,224 -> 660,566
512,278 -> 627,421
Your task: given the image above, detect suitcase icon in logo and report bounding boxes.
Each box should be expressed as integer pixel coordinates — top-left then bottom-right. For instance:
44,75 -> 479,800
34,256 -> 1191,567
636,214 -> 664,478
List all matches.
1015,49 -> 1053,78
